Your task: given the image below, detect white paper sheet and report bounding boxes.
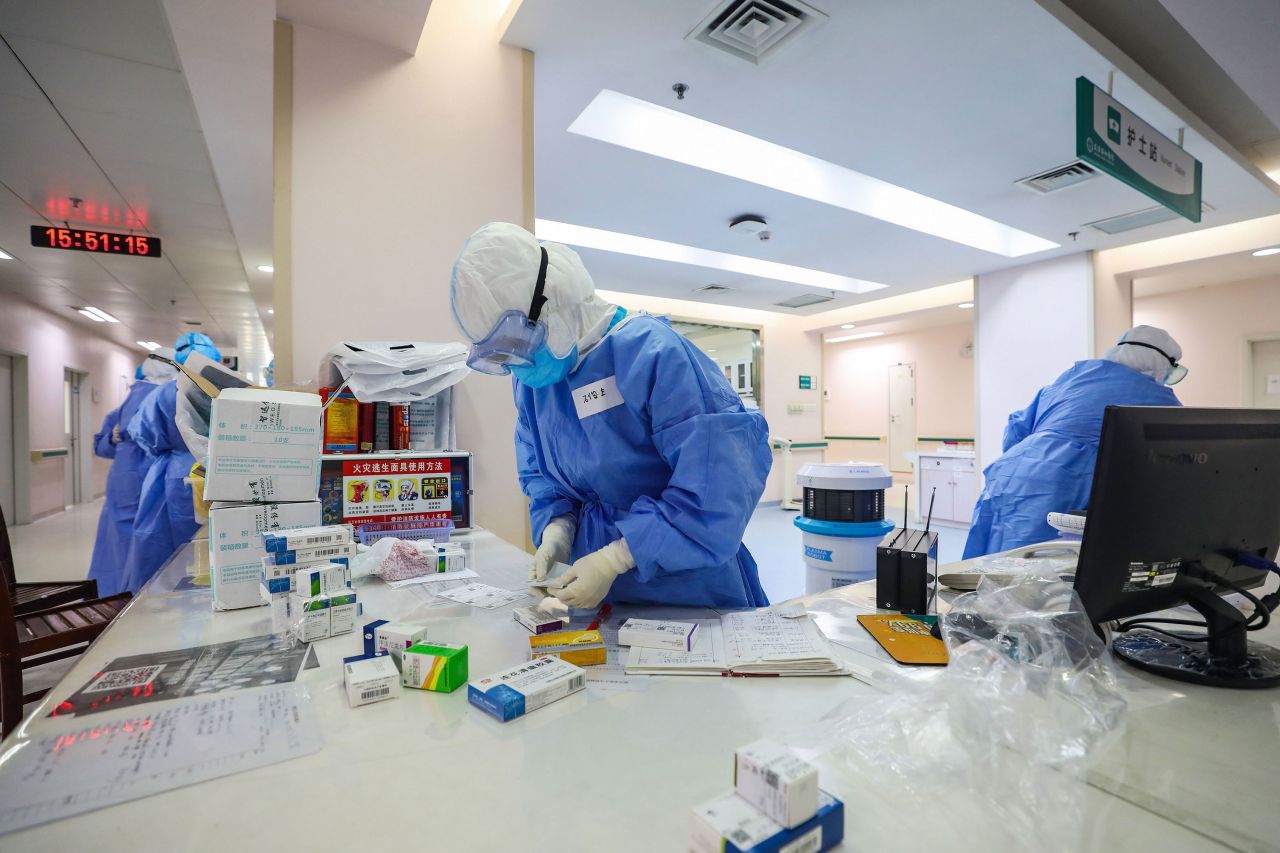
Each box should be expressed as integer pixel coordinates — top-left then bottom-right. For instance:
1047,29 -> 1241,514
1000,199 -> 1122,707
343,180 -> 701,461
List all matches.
432,582 -> 526,610
385,568 -> 479,589
0,684 -> 322,837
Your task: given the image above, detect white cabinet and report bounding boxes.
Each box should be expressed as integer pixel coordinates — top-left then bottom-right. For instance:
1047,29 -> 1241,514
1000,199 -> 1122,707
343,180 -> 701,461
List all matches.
912,452 -> 978,525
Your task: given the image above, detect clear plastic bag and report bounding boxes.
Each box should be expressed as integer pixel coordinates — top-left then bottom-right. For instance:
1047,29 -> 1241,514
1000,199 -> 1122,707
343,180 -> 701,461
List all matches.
317,341 -> 469,403
173,351 -> 253,460
351,537 -> 438,582
802,571 -> 1126,852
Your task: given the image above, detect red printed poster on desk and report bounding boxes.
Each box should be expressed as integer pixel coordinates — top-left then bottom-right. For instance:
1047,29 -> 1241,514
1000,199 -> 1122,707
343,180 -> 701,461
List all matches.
340,457 -> 451,525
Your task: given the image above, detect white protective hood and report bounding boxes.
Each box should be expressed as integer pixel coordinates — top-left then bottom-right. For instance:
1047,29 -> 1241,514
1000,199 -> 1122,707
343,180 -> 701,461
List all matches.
1102,325 -> 1183,382
450,222 -> 617,360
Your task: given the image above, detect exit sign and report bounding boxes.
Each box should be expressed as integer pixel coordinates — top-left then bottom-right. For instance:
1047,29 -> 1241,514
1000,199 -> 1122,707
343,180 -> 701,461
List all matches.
798,375 -> 813,390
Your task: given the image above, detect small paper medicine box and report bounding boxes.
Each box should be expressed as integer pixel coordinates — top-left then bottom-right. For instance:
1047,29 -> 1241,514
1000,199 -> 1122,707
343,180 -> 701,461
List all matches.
401,642 -> 468,693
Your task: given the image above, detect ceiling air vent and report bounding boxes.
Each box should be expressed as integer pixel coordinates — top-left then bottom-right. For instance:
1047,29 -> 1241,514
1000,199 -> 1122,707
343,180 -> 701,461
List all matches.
686,0 -> 829,65
774,293 -> 833,309
1086,201 -> 1214,235
1015,160 -> 1099,194
694,284 -> 733,294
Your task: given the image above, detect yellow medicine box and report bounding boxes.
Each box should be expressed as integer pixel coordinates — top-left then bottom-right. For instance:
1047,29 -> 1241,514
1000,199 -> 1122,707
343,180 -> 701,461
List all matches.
528,629 -> 606,667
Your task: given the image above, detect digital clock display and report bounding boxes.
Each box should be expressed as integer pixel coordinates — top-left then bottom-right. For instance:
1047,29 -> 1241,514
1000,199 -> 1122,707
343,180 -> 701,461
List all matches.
30,225 -> 162,258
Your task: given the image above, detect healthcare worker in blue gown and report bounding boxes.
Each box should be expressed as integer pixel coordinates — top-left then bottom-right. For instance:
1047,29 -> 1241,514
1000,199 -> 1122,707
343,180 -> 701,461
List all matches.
451,223 -> 773,609
120,333 -> 221,593
963,325 -> 1184,559
87,353 -> 178,595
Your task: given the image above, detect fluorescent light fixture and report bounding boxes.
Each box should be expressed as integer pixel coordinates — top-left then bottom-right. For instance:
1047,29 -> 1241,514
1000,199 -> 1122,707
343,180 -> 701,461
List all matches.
1253,247 -> 1280,257
0,248 -> 12,260
257,264 -> 274,273
840,323 -> 856,329
136,340 -> 161,351
569,90 -> 1060,257
534,219 -> 887,295
825,331 -> 885,344
957,302 -> 975,309
78,306 -> 118,323
268,308 -> 275,314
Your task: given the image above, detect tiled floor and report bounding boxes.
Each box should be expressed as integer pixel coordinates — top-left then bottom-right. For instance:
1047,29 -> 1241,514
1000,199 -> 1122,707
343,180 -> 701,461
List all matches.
9,498 -> 102,584
744,500 -> 970,604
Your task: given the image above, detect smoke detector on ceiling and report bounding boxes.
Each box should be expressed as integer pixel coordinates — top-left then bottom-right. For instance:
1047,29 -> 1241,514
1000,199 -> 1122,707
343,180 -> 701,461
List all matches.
686,0 -> 829,65
730,214 -> 771,241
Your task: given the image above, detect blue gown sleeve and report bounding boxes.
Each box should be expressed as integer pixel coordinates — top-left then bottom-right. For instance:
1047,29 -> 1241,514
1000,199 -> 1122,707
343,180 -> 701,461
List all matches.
129,384 -> 171,458
514,387 -> 580,545
94,409 -> 121,459
1002,388 -> 1042,452
613,338 -> 771,579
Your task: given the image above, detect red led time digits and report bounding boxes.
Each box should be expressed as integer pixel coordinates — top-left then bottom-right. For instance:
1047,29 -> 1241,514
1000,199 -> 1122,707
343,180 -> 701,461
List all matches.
31,225 -> 160,258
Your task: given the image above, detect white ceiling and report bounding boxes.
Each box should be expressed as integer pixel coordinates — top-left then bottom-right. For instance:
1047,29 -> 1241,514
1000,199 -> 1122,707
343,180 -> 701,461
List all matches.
822,304 -> 975,341
276,0 -> 432,56
0,0 -> 269,372
1132,249 -> 1280,298
504,0 -> 1280,315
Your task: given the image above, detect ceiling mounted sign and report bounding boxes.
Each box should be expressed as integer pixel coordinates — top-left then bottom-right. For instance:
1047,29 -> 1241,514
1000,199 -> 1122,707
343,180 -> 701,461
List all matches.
1075,76 -> 1202,223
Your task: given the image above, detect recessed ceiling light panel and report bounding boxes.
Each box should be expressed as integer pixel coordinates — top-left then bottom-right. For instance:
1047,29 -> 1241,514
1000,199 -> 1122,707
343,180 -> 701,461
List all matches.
825,331 -> 885,343
535,219 -> 887,295
569,90 -> 1059,257
1253,247 -> 1280,257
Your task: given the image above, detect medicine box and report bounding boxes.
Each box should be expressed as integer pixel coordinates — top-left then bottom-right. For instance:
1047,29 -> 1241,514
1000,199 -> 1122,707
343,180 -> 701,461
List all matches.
344,654 -> 401,707
363,619 -> 389,657
261,575 -> 292,633
512,606 -> 568,635
263,523 -> 354,554
329,589 -> 358,635
618,618 -> 698,652
528,629 -> 606,667
208,500 -> 321,611
689,791 -> 844,853
467,656 -> 585,723
290,593 -> 330,642
267,541 -> 358,565
262,557 -> 348,592
294,563 -> 348,597
733,740 -> 820,828
373,622 -> 429,669
401,642 -> 468,693
435,543 -> 467,573
205,388 -> 323,503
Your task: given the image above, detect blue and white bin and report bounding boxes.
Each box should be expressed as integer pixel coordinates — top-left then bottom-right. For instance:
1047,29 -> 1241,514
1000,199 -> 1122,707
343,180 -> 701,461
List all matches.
794,463 -> 895,593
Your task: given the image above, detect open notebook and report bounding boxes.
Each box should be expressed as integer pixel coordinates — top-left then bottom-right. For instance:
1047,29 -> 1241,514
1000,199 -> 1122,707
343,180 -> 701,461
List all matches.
624,610 -> 845,677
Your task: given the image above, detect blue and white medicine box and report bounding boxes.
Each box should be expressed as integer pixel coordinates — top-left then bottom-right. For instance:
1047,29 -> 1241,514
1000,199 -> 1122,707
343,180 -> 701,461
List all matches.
467,656 -> 585,723
689,790 -> 844,853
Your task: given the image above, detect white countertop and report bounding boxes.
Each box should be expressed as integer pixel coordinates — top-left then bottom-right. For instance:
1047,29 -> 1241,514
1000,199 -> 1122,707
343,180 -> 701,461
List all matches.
3,531 -> 1272,851
907,449 -> 976,460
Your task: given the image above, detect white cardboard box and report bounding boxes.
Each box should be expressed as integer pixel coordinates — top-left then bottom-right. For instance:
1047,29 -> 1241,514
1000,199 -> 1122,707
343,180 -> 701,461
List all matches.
344,655 -> 401,707
208,500 -> 321,610
733,740 -> 820,829
205,388 -> 323,502
617,618 -> 698,651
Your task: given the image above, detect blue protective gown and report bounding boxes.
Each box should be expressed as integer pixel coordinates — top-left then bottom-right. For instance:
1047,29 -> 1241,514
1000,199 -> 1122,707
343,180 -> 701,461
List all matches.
120,381 -> 199,593
87,380 -> 164,595
515,315 -> 772,608
963,359 -> 1180,558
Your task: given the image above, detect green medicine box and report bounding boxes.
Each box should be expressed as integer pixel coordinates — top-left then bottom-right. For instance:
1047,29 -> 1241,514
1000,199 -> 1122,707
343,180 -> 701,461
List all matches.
401,642 -> 469,693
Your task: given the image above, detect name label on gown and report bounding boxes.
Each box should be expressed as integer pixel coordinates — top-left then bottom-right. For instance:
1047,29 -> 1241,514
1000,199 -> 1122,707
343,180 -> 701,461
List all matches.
573,375 -> 623,419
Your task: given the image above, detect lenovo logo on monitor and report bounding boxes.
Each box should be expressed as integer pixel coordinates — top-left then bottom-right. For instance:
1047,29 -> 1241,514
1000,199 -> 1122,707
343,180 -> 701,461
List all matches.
1148,449 -> 1209,466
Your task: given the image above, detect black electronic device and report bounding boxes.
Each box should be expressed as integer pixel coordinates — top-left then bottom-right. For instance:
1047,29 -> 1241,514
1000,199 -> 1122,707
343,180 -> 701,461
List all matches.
1074,406 -> 1280,688
877,487 -> 939,614
30,225 -> 161,257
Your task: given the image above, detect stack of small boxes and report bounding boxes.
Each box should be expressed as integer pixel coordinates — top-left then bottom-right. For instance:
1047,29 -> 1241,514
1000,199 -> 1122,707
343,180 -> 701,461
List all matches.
204,387 -> 326,611
342,619 -> 470,707
690,740 -> 845,853
260,524 -> 359,642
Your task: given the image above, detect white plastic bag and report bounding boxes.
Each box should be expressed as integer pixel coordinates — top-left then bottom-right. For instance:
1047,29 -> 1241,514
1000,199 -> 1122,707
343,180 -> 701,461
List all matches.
318,341 -> 469,403
173,351 -> 252,461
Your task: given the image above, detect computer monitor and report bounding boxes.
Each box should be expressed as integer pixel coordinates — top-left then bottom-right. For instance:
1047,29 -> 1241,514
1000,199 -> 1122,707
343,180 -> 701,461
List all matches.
1074,406 -> 1280,688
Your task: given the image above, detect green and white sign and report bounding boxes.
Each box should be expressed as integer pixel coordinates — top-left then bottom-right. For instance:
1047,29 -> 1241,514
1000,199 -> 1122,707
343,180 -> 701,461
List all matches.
1075,76 -> 1202,222
798,375 -> 813,390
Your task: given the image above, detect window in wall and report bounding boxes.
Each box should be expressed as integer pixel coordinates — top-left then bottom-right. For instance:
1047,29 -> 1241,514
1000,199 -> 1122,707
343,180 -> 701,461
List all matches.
670,320 -> 763,409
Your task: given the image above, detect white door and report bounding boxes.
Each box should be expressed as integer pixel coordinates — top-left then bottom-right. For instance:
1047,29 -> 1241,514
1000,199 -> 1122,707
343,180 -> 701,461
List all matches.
1251,340 -> 1280,409
0,355 -> 13,523
887,363 -> 916,473
64,369 -> 83,506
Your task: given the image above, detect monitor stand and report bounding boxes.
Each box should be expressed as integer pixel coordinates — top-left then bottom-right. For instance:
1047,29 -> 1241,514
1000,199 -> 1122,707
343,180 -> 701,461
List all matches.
1112,586 -> 1280,689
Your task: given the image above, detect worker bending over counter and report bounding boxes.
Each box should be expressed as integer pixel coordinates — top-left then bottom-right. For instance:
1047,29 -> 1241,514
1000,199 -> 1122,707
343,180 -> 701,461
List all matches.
451,223 -> 772,609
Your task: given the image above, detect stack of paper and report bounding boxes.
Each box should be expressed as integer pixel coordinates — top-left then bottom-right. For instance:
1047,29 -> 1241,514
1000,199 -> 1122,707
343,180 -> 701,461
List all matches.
625,610 -> 844,677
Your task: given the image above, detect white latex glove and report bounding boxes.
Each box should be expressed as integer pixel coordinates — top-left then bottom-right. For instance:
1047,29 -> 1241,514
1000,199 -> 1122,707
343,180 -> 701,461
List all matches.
530,515 -> 576,583
111,424 -> 123,444
553,538 -> 635,610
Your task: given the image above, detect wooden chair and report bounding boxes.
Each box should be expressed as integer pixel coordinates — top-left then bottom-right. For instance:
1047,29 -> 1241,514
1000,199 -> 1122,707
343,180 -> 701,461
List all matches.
0,505 -> 100,615
0,557 -> 131,737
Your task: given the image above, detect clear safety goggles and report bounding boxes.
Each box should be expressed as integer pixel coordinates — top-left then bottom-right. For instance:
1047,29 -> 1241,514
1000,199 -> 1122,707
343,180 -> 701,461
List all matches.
465,247 -> 551,376
1119,340 -> 1187,385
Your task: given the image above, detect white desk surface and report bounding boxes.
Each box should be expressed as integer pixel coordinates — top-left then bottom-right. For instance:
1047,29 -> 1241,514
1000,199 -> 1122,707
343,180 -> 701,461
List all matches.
907,450 -> 976,460
5,530 -> 1274,852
